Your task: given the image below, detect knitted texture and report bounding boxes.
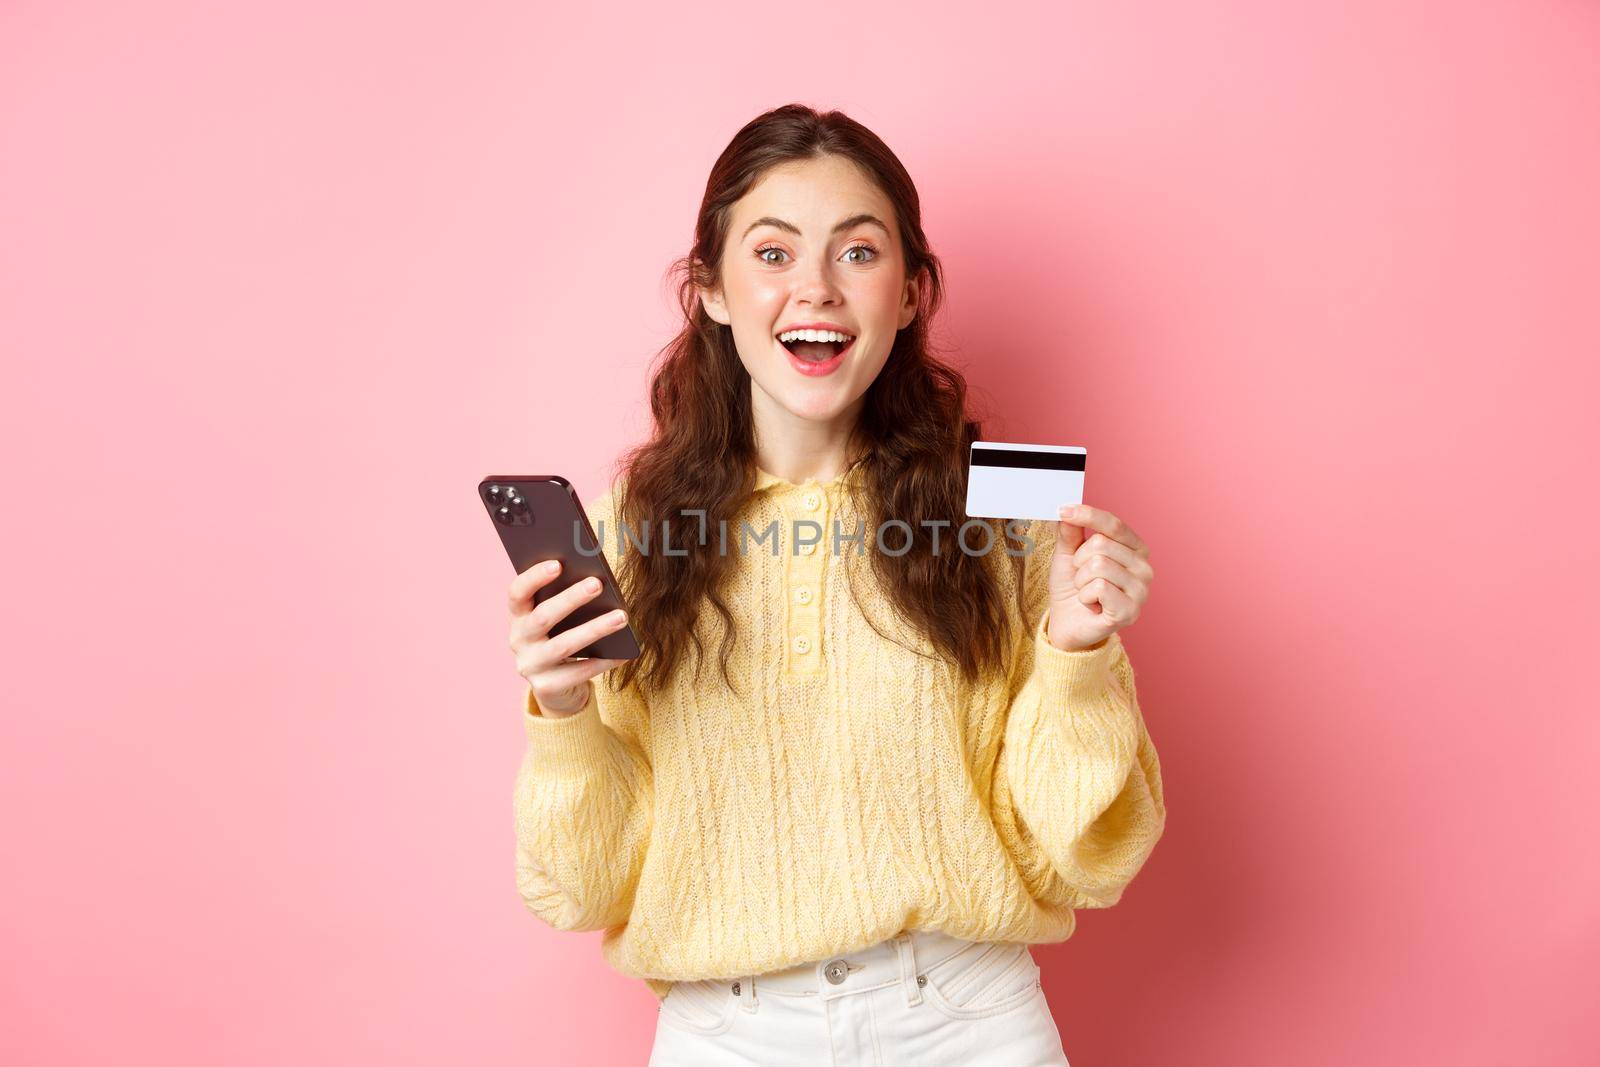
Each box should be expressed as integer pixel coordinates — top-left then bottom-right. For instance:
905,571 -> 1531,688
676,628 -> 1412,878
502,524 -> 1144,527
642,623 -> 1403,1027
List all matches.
511,466 -> 1167,1002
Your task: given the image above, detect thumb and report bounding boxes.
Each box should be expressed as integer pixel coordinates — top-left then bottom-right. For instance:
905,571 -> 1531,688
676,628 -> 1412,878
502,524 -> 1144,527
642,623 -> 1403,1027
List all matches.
1055,506 -> 1087,555
1048,512 -> 1084,604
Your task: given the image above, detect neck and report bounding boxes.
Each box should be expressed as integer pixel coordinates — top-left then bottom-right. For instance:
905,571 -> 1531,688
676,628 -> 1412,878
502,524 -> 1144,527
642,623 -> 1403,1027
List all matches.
750,387 -> 865,484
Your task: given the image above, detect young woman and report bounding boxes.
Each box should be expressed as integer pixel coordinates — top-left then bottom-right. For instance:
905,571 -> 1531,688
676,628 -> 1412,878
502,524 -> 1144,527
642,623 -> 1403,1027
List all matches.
507,104 -> 1166,1066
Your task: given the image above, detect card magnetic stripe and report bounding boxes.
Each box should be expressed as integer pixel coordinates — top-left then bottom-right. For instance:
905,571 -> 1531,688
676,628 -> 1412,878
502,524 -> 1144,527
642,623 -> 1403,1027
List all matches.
969,447 -> 1086,472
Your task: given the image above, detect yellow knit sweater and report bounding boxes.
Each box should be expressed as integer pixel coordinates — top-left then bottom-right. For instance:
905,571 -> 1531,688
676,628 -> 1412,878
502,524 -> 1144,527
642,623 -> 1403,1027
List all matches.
511,465 -> 1166,1002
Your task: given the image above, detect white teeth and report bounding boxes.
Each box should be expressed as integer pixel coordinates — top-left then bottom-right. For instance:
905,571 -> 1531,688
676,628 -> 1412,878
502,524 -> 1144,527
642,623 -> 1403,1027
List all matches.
777,328 -> 854,343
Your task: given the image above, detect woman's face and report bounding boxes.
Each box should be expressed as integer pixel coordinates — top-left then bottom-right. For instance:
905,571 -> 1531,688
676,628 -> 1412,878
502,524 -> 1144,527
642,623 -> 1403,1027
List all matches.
700,154 -> 920,428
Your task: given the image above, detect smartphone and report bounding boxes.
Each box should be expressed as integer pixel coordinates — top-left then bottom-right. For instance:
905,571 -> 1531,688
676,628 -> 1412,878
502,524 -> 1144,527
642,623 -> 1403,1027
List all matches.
478,475 -> 641,660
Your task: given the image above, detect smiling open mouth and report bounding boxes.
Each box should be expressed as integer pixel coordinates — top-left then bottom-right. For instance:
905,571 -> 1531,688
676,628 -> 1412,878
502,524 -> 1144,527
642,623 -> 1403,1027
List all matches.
778,328 -> 856,363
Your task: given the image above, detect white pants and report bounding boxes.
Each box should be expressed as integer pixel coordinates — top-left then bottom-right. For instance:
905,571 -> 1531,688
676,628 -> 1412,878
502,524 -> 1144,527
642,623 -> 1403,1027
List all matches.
647,928 -> 1071,1066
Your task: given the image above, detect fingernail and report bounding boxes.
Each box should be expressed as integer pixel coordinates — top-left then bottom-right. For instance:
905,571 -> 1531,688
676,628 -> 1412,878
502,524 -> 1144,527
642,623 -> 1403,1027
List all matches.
545,560 -> 560,573
586,577 -> 601,591
609,610 -> 627,625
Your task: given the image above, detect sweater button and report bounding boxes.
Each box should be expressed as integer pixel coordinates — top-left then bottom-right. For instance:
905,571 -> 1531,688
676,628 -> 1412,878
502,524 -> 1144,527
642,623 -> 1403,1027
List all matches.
792,635 -> 811,654
798,540 -> 816,555
824,959 -> 848,984
802,491 -> 821,511
794,587 -> 812,605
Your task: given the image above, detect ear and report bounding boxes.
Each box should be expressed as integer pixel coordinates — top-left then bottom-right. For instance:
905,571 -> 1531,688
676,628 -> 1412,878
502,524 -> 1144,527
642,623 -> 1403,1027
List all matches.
699,281 -> 731,327
896,268 -> 922,331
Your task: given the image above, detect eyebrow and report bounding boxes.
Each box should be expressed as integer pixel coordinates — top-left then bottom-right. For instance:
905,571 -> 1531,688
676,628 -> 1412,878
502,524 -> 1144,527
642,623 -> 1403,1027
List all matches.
741,213 -> 891,242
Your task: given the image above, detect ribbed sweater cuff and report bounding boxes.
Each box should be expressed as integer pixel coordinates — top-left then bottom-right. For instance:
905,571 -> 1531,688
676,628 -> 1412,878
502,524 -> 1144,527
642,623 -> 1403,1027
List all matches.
1032,610 -> 1125,698
521,684 -> 609,778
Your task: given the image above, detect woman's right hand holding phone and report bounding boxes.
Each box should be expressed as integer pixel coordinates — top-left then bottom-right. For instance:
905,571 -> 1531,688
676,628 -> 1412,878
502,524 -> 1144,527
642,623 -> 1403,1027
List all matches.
508,560 -> 629,717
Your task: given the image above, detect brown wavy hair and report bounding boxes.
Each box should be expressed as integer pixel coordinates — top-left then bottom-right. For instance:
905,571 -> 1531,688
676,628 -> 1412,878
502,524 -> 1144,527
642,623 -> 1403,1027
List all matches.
608,103 -> 1029,698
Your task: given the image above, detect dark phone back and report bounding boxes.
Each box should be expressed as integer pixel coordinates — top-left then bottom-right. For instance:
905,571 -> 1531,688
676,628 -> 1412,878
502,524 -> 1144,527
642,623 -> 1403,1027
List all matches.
478,475 -> 641,660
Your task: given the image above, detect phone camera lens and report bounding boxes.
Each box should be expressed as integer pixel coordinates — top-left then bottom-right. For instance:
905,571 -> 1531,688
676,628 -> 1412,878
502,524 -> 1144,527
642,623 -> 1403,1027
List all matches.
494,506 -> 515,526
485,484 -> 509,505
508,494 -> 529,512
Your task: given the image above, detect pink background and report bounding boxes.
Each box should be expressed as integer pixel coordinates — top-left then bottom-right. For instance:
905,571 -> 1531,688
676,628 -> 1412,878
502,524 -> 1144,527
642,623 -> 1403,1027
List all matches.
3,1 -> 1596,1064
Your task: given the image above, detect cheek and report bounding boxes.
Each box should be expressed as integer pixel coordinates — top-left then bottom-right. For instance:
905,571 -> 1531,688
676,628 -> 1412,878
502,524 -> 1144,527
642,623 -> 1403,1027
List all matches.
856,339 -> 895,379
847,271 -> 906,318
726,269 -> 787,314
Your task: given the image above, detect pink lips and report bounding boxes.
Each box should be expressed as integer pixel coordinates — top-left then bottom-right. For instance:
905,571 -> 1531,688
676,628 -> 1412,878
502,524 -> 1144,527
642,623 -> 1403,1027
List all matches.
783,335 -> 855,377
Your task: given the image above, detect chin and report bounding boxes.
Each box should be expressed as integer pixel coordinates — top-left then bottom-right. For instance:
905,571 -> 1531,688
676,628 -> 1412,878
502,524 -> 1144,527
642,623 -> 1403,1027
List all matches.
777,394 -> 851,422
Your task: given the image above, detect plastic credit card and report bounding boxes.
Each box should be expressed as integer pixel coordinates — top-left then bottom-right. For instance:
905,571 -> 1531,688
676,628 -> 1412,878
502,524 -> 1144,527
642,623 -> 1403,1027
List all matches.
964,441 -> 1087,521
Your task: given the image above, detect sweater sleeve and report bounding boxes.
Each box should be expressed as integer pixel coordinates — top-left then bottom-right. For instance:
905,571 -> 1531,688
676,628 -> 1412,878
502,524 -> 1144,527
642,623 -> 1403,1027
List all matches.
511,486 -> 654,932
989,519 -> 1167,910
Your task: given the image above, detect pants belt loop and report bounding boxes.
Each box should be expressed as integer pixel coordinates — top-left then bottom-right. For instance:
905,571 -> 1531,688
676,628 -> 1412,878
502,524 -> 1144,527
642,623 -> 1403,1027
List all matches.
894,933 -> 923,1007
738,973 -> 758,1013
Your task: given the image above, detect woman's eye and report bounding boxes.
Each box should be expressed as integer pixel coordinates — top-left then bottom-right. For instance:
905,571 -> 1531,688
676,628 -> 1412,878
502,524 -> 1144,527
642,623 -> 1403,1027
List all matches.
754,243 -> 879,266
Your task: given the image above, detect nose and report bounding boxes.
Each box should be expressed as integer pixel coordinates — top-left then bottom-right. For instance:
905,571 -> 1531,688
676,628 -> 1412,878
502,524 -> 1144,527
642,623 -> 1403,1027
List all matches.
793,258 -> 842,306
